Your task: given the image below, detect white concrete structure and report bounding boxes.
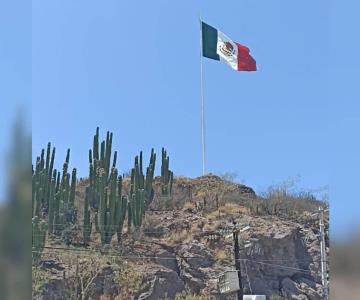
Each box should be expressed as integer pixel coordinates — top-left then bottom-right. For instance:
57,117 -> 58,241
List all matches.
218,271 -> 239,294
243,296 -> 266,300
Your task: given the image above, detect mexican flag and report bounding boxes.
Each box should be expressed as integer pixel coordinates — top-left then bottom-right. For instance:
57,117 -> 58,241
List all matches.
201,21 -> 257,72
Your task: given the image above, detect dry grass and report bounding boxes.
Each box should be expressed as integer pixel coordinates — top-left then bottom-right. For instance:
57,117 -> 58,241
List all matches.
175,290 -> 217,300
183,201 -> 194,211
167,229 -> 192,245
206,203 -> 247,220
203,222 -> 216,231
114,262 -> 146,299
214,249 -> 228,264
222,203 -> 247,214
32,266 -> 50,295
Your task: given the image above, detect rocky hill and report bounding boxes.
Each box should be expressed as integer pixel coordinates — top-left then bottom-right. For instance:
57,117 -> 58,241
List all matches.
32,175 -> 328,300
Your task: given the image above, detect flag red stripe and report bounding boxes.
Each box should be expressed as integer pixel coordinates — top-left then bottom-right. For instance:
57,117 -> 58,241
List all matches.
236,42 -> 257,71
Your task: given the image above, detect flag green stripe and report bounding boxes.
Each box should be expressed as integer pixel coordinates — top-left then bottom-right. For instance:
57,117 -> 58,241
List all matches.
202,22 -> 220,61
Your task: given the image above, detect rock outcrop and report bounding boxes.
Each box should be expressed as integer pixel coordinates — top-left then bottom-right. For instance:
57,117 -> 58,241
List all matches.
34,175 -> 327,299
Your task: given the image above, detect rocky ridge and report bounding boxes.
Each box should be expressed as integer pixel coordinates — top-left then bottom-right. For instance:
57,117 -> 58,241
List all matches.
33,175 -> 328,300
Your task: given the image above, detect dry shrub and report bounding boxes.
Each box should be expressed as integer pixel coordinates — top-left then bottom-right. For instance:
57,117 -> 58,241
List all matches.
114,263 -> 146,299
183,201 -> 194,211
167,229 -> 191,245
215,249 -> 228,264
203,222 -> 216,232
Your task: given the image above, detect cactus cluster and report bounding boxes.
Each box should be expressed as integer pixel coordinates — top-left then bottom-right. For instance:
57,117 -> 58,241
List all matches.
161,147 -> 173,197
32,143 -> 77,258
32,143 -> 77,234
32,216 -> 47,261
32,142 -> 56,218
51,150 -> 77,234
127,150 -> 156,231
32,127 -> 173,252
94,168 -> 127,245
87,127 -> 127,245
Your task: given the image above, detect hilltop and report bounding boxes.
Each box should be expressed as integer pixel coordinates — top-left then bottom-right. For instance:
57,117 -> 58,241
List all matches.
32,174 -> 328,300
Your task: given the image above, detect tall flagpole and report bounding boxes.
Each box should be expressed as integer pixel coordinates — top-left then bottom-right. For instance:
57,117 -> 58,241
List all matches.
199,16 -> 207,176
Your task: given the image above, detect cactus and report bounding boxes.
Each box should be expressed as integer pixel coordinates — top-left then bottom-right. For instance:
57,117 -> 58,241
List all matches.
89,127 -> 117,210
32,143 -> 56,217
32,143 -> 62,241
117,195 -> 128,244
32,216 -> 47,261
95,170 -> 127,245
161,147 -> 173,197
52,151 -> 77,234
88,128 -> 127,245
33,128 -> 162,248
32,145 -> 77,235
69,168 -> 77,205
47,170 -> 57,233
127,149 -> 156,232
144,148 -> 156,207
83,186 -> 92,244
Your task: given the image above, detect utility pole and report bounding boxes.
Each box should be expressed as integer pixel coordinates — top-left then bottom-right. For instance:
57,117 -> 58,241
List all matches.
319,206 -> 329,299
233,221 -> 243,300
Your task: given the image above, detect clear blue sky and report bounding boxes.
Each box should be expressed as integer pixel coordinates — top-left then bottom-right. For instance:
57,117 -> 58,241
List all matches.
1,0 -> 359,240
0,0 -> 31,201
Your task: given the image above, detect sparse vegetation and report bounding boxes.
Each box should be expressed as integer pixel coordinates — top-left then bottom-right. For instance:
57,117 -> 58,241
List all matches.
32,266 -> 49,295
214,249 -> 228,264
31,128 -> 327,299
175,290 -> 216,300
243,179 -> 328,220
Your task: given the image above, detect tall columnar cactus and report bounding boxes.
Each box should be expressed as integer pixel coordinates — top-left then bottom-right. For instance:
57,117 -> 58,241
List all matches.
33,142 -> 76,248
144,148 -> 156,207
88,128 -> 157,241
88,127 -> 128,245
31,146 -> 78,235
69,168 -> 77,205
32,216 -> 47,261
47,169 -> 57,233
89,127 -> 117,210
91,127 -> 116,181
127,150 -> 156,232
117,195 -> 128,244
32,142 -> 56,218
83,186 -> 92,244
50,150 -> 77,234
33,128 -> 163,248
94,169 -> 127,245
161,147 -> 173,197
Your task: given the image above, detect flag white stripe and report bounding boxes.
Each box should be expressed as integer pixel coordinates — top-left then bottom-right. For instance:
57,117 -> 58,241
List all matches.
216,30 -> 238,70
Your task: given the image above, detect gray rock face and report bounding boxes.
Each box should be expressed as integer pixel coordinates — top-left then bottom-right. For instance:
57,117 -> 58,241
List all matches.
138,269 -> 185,300
153,248 -> 179,273
39,279 -> 67,300
230,217 -> 323,298
36,214 -> 325,300
281,277 -> 302,297
176,240 -> 214,293
90,265 -> 120,299
35,259 -> 72,300
279,277 -> 322,300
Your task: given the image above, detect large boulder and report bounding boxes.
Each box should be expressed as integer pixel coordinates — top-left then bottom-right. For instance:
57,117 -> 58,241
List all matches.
176,240 -> 214,293
153,248 -> 179,272
138,269 -> 185,300
281,277 -> 302,297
